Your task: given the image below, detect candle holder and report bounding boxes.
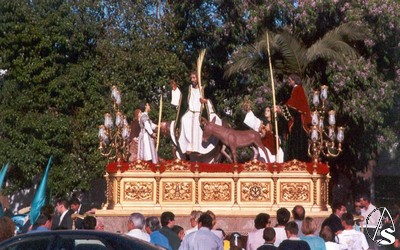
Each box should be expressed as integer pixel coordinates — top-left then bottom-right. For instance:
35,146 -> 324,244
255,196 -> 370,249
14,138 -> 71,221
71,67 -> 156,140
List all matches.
308,85 -> 344,162
98,86 -> 131,165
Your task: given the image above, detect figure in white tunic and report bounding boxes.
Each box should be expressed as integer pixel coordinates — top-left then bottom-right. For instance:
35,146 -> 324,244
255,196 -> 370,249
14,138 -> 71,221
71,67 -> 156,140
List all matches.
137,102 -> 158,164
174,72 -> 221,157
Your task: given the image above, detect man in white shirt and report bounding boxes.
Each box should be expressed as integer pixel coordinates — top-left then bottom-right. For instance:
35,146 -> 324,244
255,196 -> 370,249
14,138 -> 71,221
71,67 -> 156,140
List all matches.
337,213 -> 369,250
246,213 -> 271,250
126,212 -> 150,242
185,210 -> 202,237
359,195 -> 382,250
359,195 -> 381,227
179,213 -> 223,250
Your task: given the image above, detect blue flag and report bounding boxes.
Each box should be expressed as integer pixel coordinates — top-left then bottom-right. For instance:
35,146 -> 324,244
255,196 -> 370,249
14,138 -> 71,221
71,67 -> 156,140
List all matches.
0,162 -> 9,191
30,156 -> 53,225
0,162 -> 9,217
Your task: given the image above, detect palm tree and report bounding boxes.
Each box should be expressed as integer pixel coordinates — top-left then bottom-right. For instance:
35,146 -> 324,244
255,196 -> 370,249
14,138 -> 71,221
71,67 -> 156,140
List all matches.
224,22 -> 366,82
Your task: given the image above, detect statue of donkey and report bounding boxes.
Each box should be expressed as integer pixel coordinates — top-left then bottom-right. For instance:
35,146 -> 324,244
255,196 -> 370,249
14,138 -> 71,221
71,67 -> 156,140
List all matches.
202,117 -> 270,163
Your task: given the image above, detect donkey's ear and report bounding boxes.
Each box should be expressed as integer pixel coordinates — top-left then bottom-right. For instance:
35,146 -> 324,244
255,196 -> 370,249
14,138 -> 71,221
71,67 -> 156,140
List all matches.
211,117 -> 216,124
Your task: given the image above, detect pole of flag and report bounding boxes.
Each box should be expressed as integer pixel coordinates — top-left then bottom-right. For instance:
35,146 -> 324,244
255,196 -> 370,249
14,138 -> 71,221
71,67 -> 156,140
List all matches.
29,156 -> 53,225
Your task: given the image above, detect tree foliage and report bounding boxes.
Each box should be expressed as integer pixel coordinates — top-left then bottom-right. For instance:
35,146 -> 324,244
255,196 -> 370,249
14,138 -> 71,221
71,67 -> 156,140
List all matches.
0,0 -> 398,200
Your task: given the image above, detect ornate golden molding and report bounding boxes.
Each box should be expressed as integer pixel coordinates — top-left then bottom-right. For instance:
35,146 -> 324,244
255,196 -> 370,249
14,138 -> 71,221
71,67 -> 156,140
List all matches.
102,159 -> 330,215
124,181 -> 153,201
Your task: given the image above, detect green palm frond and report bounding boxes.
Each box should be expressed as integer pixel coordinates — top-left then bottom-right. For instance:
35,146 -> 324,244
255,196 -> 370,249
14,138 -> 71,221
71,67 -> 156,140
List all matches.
306,40 -> 357,65
224,22 -> 366,79
224,44 -> 266,78
306,22 -> 366,65
273,29 -> 307,75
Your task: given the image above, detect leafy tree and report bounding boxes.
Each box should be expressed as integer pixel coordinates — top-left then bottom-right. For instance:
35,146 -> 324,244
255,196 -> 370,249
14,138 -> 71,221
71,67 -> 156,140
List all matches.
0,0 -> 106,197
0,0 -> 398,204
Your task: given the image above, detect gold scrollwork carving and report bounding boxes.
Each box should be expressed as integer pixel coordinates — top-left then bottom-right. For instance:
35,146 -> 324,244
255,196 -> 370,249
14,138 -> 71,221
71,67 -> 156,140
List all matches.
281,160 -> 308,172
163,182 -> 192,201
164,160 -> 191,171
129,161 -> 151,171
241,182 -> 270,202
281,182 -> 310,202
202,182 -> 231,201
242,160 -> 269,172
124,182 -> 153,201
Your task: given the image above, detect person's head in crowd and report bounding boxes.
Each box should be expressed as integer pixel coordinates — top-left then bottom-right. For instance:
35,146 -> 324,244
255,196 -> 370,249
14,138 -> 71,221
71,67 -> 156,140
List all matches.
354,199 -> 362,215
32,213 -> 52,231
341,212 -> 354,229
69,197 -> 81,213
160,211 -> 175,228
332,202 -> 347,217
83,216 -> 97,230
285,221 -> 299,238
263,227 -> 276,244
277,208 -> 290,226
205,210 -> 217,228
292,205 -> 305,221
198,213 -> 213,230
301,217 -> 317,235
145,216 -> 161,234
254,213 -> 271,230
189,210 -> 202,229
55,199 -> 70,215
172,225 -> 185,240
40,204 -> 54,218
0,216 -> 15,242
128,212 -> 145,231
359,194 -> 372,208
320,226 -> 335,242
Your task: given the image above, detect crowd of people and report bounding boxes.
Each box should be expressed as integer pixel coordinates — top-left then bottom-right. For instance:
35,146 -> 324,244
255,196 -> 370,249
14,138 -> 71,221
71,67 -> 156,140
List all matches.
1,194 -> 400,250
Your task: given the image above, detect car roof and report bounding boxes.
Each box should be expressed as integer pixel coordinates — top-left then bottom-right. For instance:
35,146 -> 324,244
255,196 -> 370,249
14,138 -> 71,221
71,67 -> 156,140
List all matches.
0,230 -> 162,250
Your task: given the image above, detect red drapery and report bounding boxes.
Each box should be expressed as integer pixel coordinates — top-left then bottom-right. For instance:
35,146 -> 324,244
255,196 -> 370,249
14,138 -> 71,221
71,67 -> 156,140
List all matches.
106,160 -> 329,175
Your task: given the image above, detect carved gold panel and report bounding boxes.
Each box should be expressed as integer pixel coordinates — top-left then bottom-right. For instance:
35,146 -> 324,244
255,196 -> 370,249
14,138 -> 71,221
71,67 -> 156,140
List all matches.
281,160 -> 308,172
128,161 -> 151,171
279,181 -> 311,203
200,180 -> 233,202
241,161 -> 270,172
239,181 -> 271,202
161,179 -> 194,203
123,180 -> 154,202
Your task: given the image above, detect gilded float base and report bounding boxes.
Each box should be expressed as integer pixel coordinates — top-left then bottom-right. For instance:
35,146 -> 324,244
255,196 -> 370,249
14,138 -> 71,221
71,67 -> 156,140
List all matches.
97,159 -> 331,234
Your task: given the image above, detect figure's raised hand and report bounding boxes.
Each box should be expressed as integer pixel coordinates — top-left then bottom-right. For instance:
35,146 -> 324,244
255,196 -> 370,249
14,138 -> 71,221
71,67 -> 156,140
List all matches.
200,98 -> 208,104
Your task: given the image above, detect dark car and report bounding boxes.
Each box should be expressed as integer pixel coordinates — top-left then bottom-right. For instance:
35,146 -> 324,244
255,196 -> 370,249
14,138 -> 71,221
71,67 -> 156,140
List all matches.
0,230 -> 163,250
